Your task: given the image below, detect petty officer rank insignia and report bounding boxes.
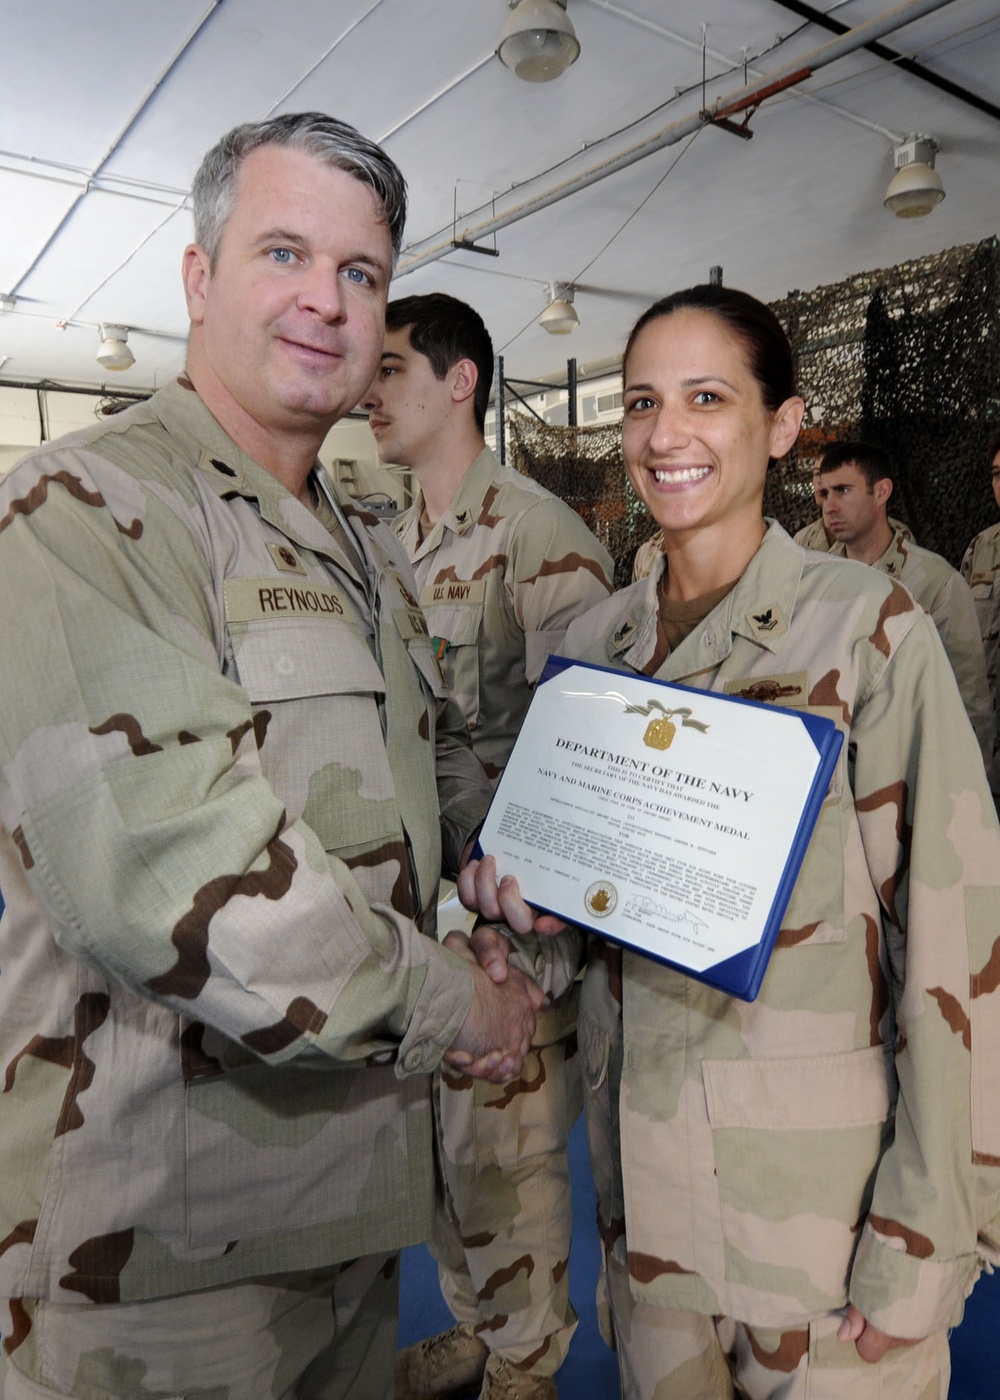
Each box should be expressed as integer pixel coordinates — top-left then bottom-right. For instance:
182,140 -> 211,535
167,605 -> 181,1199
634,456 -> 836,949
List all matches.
745,603 -> 788,643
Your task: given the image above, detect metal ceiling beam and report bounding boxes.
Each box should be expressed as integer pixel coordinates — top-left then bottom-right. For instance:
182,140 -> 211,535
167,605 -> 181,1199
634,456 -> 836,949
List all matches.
4,1 -> 223,302
770,0 -> 1000,125
396,0 -> 958,277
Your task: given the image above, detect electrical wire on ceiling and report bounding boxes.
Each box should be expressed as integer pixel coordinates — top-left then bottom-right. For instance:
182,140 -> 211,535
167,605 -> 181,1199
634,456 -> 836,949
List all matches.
570,126 -> 704,288
405,19 -> 813,260
263,0 -> 388,116
63,196 -> 189,324
498,124 -> 704,354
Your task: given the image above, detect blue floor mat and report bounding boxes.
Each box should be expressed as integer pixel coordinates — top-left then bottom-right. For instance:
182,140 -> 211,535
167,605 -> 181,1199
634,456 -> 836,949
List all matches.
399,1118 -> 1000,1397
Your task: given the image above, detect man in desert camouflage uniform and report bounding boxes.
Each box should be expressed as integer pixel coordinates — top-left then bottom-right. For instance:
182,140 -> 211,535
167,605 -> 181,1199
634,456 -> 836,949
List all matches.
961,429 -> 1000,798
793,460 -> 912,556
563,521 -> 1000,1399
0,115 -> 551,1400
817,440 -> 991,767
362,292 -> 614,1400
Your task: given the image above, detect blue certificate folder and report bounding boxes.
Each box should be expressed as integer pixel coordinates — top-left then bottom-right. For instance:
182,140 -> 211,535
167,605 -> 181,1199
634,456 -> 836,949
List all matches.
475,655 -> 844,1002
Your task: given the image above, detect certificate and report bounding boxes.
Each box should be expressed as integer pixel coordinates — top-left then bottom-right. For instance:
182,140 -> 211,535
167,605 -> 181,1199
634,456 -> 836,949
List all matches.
476,657 -> 843,1001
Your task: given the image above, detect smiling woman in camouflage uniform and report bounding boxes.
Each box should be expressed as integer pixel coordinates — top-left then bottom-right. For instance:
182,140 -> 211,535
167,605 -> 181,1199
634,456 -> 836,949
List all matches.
550,285 -> 1000,1399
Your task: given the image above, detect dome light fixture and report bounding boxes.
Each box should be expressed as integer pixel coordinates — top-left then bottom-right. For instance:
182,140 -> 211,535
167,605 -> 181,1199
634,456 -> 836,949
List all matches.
96,324 -> 135,372
540,283 -> 579,335
884,135 -> 945,219
498,0 -> 580,83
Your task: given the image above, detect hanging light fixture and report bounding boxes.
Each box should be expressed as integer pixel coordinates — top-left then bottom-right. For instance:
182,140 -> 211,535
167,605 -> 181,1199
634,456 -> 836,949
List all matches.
540,283 -> 579,335
884,135 -> 945,219
96,324 -> 135,371
498,0 -> 580,83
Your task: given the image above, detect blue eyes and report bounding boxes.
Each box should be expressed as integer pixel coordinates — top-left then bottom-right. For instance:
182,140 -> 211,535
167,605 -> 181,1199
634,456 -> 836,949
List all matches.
266,249 -> 371,287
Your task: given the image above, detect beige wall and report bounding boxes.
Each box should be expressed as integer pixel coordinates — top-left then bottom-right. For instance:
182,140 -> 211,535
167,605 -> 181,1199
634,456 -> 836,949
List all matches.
0,387 -> 409,510
0,386 -> 110,473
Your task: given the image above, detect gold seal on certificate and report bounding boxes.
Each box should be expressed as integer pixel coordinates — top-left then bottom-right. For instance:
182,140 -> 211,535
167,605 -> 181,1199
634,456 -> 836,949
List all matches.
475,657 -> 843,1001
584,881 -> 618,917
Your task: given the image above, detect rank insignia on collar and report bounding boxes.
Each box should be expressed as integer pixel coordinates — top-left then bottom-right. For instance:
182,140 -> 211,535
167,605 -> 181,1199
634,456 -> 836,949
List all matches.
267,541 -> 308,575
745,603 -> 787,643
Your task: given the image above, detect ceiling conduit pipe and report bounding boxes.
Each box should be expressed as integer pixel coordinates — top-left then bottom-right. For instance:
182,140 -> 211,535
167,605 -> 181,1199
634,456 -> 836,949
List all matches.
397,0 -> 958,277
770,0 -> 1000,125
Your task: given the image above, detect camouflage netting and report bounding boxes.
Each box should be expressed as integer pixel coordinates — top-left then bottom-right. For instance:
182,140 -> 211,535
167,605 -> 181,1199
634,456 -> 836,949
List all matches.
505,415 -> 645,586
507,236 -> 1000,584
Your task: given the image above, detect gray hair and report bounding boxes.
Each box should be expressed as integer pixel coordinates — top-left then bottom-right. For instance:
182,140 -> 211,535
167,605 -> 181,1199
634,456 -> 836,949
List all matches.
191,112 -> 407,266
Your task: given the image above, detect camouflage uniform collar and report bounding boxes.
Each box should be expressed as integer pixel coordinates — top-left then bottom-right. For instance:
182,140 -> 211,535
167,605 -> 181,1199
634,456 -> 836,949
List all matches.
436,445 -> 499,539
870,526 -> 910,581
608,521 -> 803,676
829,524 -> 909,580
397,447 -> 497,559
149,378 -> 354,565
606,568 -> 662,667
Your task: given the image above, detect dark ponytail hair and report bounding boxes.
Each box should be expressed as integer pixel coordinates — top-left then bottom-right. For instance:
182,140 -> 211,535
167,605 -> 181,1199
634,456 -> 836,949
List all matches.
623,285 -> 796,413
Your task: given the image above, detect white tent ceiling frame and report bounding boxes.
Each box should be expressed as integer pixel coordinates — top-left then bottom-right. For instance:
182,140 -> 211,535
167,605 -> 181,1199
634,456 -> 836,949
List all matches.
0,0 -> 996,391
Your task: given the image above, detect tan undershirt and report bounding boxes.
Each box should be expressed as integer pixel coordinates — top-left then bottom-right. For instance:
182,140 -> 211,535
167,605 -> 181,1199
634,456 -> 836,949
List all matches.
642,572 -> 739,675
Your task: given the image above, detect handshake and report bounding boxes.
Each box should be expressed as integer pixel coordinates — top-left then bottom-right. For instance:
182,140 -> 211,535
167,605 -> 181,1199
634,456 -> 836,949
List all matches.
441,855 -> 571,1085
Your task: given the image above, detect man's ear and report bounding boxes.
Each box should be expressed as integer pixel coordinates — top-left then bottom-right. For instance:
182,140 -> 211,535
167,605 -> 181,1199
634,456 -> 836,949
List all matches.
875,477 -> 893,508
450,358 -> 479,408
182,244 -> 211,325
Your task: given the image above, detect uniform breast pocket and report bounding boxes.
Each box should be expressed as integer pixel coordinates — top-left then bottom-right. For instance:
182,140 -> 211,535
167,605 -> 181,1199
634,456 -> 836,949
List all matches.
230,617 -> 400,858
425,604 -> 484,730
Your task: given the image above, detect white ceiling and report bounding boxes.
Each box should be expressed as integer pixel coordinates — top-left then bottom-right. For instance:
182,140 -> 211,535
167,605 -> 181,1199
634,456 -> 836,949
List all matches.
0,0 -> 997,398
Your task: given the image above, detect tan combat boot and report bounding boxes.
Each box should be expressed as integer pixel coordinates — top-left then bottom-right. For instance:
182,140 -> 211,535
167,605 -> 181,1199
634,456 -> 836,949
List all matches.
395,1322 -> 489,1400
478,1355 -> 558,1400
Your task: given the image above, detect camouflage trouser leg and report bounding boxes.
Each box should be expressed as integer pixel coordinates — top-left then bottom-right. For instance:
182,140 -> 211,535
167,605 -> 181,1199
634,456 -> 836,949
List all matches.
431,997 -> 582,1378
604,1251 -> 951,1400
579,949 -> 950,1399
0,1253 -> 399,1400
